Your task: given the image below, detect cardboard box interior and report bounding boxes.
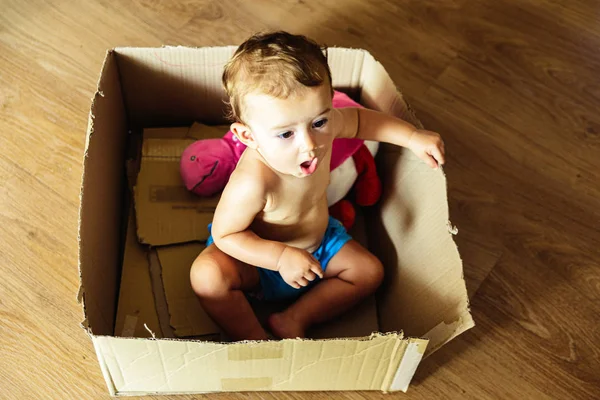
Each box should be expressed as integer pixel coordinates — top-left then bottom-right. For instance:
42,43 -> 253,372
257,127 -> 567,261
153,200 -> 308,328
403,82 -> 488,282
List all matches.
77,46 -> 474,395
116,159 -> 380,340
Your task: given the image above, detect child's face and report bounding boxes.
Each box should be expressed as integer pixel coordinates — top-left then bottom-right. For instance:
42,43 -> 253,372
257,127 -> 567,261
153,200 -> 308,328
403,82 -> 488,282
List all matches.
239,84 -> 334,178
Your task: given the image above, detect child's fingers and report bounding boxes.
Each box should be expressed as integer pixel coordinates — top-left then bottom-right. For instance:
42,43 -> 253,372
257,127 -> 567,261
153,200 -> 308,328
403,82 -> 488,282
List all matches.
310,264 -> 324,279
431,146 -> 445,165
289,281 -> 301,289
296,277 -> 309,287
304,270 -> 318,281
423,154 -> 439,169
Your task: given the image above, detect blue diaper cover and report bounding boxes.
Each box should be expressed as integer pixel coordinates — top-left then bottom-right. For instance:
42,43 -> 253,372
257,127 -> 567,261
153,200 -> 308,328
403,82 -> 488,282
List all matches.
206,216 -> 352,301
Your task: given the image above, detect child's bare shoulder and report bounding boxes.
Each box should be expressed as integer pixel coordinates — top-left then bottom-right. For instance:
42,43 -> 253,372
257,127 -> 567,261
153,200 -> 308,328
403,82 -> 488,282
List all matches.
234,150 -> 278,185
221,150 -> 278,206
212,152 -> 277,237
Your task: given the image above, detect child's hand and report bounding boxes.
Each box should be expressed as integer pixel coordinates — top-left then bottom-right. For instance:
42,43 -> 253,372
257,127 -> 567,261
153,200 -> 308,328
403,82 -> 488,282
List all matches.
277,246 -> 324,289
407,129 -> 446,169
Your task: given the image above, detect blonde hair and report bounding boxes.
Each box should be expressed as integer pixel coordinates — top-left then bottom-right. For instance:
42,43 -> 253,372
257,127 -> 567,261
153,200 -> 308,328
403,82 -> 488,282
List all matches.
222,31 -> 333,123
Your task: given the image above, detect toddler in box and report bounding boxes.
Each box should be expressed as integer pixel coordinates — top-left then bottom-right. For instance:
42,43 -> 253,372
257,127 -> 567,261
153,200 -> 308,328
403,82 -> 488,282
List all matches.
189,31 -> 445,341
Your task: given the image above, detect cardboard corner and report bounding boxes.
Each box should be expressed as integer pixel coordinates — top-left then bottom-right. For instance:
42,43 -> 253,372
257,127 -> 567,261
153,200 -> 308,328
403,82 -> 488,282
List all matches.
389,338 -> 428,392
423,313 -> 475,357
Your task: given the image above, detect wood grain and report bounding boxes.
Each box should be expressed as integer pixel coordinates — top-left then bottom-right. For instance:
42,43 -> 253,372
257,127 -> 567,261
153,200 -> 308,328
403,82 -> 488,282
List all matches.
1,0 -> 599,398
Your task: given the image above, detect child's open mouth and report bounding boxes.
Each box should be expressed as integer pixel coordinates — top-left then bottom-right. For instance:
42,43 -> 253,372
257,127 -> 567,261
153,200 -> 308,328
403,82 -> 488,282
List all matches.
300,158 -> 318,175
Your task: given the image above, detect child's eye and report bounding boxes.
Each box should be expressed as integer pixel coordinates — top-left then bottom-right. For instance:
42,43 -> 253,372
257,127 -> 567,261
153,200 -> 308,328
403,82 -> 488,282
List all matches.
313,118 -> 328,129
278,131 -> 294,139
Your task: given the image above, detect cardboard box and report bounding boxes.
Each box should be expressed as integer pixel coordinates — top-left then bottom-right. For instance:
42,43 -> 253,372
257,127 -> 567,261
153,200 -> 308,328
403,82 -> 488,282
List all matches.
77,46 -> 474,396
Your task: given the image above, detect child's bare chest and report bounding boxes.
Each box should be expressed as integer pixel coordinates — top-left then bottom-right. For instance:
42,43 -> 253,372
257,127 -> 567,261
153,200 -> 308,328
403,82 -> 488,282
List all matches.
267,170 -> 329,220
253,170 -> 330,250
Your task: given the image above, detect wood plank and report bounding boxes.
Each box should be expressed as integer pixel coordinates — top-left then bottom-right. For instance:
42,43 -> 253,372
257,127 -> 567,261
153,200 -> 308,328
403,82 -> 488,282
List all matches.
1,0 -> 599,398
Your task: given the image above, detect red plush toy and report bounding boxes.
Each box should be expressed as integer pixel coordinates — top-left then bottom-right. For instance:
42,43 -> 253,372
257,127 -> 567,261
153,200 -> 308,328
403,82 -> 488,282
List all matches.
328,142 -> 381,229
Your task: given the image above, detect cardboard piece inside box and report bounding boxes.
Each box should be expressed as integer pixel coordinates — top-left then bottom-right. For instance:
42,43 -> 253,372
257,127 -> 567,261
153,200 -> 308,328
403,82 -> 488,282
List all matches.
134,123 -> 224,245
77,46 -> 474,396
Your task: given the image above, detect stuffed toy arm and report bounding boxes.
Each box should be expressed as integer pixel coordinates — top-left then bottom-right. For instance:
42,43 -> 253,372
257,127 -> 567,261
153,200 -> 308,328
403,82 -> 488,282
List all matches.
327,140 -> 379,206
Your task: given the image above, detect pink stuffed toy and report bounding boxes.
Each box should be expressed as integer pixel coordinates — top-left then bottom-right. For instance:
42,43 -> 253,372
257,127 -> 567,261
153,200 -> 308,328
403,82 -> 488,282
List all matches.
180,91 -> 381,229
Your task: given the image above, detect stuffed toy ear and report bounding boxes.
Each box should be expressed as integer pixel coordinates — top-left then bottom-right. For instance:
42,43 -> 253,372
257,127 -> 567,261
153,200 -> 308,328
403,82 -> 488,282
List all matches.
180,139 -> 238,197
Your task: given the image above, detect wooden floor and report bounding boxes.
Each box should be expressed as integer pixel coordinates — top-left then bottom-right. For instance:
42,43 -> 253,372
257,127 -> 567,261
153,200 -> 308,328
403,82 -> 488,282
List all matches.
1,0 -> 599,398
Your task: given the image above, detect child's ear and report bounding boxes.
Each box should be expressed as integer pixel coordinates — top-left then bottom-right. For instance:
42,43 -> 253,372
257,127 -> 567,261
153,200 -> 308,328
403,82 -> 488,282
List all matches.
230,122 -> 258,149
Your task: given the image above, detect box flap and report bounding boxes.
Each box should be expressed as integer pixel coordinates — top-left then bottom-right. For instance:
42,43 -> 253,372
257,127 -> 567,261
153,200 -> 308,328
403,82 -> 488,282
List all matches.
357,49 -> 423,128
389,338 -> 427,392
78,50 -> 128,335
338,48 -> 474,350
156,243 -> 220,337
92,336 -> 118,396
147,249 -> 175,338
326,47 -> 366,100
115,46 -> 237,127
371,145 -> 474,354
94,333 -> 416,394
114,207 -> 162,338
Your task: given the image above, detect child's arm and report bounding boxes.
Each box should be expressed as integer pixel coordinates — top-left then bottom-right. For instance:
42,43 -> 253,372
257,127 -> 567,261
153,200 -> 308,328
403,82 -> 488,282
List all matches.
211,168 -> 323,288
211,170 -> 285,270
334,108 -> 446,169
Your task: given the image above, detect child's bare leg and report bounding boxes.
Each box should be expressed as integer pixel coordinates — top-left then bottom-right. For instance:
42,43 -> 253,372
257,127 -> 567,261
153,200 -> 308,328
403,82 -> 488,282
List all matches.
268,240 -> 384,338
190,245 -> 266,341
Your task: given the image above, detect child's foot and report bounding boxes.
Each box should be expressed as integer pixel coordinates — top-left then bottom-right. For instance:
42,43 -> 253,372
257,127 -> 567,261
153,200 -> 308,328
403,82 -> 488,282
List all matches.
267,312 -> 305,339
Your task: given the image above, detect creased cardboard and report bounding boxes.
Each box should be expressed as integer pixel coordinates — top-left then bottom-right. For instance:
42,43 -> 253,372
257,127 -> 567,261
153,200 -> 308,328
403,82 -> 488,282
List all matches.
78,49 -> 127,336
94,333 -> 416,394
369,144 -> 474,354
134,125 -> 223,245
156,243 -> 220,337
78,46 -> 474,396
114,207 -> 162,338
147,249 -> 175,338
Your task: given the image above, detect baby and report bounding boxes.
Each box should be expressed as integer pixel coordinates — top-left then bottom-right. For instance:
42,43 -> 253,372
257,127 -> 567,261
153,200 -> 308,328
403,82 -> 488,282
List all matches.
190,31 -> 445,341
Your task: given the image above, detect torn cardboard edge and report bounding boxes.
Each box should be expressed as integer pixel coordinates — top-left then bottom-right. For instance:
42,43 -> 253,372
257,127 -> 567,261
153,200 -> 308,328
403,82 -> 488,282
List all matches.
103,330 -> 407,345
148,249 -> 174,338
113,205 -> 162,339
76,50 -> 114,311
423,315 -> 474,357
78,47 -> 129,337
